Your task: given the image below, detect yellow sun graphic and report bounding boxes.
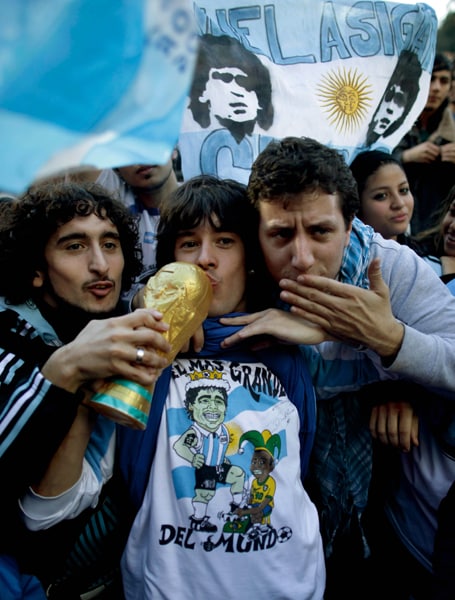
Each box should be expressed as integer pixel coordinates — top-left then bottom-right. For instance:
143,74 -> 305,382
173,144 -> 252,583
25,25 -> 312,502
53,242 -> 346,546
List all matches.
317,68 -> 372,133
226,421 -> 244,456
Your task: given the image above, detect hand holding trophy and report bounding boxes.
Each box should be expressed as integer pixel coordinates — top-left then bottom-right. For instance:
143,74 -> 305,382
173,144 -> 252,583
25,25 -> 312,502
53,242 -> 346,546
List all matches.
86,262 -> 212,429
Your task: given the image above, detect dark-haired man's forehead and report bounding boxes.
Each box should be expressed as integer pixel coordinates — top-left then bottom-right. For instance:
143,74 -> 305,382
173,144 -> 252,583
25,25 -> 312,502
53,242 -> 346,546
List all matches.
259,189 -> 344,219
431,70 -> 451,83
53,215 -> 119,246
259,187 -> 340,204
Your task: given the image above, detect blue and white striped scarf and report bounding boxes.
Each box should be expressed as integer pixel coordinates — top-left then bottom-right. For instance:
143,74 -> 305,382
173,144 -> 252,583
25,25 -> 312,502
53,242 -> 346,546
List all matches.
308,217 -> 376,560
339,217 -> 374,289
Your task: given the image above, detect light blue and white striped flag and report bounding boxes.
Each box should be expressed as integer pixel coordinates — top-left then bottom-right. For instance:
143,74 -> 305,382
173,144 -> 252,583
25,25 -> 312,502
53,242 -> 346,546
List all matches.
0,0 -> 198,193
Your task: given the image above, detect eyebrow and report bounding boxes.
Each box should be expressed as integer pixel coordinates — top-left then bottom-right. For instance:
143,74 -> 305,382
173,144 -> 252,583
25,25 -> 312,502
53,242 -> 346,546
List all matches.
55,230 -> 120,246
432,74 -> 451,81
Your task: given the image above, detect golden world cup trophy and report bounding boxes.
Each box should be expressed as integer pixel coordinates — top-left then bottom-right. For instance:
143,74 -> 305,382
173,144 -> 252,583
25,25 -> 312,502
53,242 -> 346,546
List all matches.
86,262 -> 212,429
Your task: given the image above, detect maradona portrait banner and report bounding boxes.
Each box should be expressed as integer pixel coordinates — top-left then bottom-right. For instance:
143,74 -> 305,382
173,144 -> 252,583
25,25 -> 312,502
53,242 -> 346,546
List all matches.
0,0 -> 198,194
179,0 -> 437,184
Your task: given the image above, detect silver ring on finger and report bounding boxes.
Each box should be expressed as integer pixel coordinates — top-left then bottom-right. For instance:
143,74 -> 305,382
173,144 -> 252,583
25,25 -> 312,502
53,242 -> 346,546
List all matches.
135,347 -> 145,364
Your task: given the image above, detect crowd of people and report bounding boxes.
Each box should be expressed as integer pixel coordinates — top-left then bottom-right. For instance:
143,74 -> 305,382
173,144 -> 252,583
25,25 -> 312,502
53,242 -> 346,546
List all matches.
0,38 -> 454,600
392,53 -> 455,235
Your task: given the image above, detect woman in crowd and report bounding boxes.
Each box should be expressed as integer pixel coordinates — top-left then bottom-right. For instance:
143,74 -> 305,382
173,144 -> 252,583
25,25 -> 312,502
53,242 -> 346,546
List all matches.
349,149 -> 421,250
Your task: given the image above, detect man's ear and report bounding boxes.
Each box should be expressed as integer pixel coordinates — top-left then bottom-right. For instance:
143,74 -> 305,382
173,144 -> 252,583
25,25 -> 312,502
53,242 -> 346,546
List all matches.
344,220 -> 353,247
32,270 -> 45,288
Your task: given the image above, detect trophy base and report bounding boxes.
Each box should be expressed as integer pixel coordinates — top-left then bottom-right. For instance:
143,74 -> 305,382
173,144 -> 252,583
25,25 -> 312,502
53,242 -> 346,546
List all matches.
86,379 -> 153,430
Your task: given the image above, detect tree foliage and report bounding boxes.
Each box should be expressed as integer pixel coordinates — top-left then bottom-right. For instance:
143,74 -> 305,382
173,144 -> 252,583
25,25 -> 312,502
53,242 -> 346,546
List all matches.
437,12 -> 455,54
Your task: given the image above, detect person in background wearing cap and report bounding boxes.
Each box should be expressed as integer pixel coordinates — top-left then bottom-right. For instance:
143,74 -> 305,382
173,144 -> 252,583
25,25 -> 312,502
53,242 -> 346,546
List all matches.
392,53 -> 455,234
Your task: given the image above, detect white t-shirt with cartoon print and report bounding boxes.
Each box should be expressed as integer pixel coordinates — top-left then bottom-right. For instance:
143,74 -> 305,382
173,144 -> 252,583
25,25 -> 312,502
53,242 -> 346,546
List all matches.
121,356 -> 325,599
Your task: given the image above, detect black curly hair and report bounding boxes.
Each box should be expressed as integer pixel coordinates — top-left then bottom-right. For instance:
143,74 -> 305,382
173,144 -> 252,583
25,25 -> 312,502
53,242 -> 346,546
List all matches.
0,181 -> 143,305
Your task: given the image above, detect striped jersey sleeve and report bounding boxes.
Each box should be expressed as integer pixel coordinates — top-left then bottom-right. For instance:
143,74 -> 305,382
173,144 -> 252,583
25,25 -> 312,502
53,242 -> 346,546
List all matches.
0,308 -> 81,499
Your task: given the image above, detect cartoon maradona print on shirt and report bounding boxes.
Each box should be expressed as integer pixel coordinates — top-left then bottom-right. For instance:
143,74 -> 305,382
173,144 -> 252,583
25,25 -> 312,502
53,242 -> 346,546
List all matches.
122,356 -> 324,597
172,364 -> 285,542
169,359 -> 294,546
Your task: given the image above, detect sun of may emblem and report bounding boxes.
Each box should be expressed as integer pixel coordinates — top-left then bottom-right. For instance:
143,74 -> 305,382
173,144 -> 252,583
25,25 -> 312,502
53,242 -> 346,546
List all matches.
317,68 -> 372,133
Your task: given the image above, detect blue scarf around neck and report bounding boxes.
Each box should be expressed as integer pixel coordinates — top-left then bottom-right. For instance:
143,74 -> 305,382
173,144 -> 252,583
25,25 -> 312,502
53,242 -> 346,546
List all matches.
339,217 -> 374,289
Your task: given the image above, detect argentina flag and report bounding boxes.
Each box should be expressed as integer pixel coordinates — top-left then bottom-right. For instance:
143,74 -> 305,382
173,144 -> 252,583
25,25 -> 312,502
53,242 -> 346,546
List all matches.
0,0 -> 198,194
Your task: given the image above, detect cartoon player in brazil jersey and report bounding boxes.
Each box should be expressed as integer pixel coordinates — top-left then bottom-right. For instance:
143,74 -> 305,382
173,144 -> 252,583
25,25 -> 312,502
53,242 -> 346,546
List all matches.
233,429 -> 280,535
